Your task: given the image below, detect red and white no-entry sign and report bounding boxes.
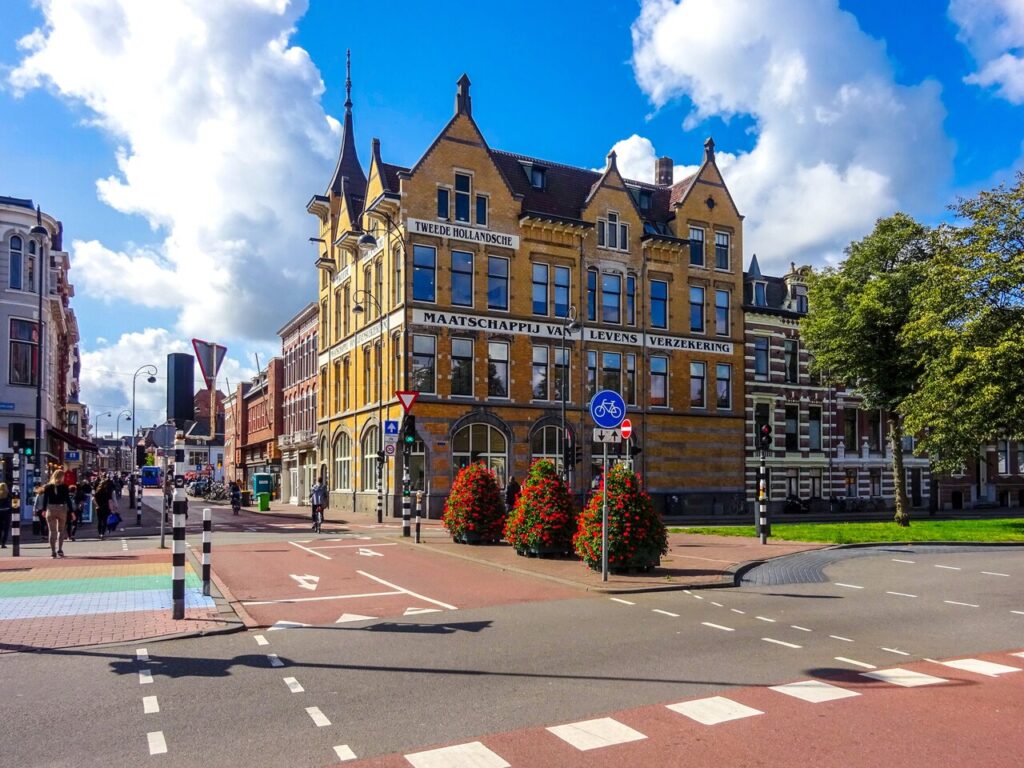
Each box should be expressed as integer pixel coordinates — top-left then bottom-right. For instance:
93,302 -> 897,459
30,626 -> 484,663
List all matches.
620,418 -> 633,440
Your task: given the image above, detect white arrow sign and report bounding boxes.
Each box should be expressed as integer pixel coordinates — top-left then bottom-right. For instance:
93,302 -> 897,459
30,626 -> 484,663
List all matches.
592,428 -> 622,444
358,548 -> 384,557
290,574 -> 320,591
336,613 -> 378,624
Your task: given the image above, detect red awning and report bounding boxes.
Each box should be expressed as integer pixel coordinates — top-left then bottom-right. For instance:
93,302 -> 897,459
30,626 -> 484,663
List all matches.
48,426 -> 99,453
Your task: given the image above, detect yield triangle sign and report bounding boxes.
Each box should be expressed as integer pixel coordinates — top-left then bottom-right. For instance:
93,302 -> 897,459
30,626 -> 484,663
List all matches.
192,338 -> 227,386
395,390 -> 419,413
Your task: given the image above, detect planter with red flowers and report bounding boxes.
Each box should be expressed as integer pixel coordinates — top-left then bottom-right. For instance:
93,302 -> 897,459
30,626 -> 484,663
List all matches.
504,458 -> 575,557
443,461 -> 506,544
573,463 -> 668,572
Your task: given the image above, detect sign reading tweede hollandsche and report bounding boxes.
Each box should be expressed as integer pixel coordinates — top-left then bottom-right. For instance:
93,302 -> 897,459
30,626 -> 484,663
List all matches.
407,218 -> 519,250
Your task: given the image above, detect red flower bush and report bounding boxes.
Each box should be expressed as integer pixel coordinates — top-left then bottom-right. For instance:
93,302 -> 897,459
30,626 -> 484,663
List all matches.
504,459 -> 575,554
443,462 -> 505,543
573,463 -> 668,571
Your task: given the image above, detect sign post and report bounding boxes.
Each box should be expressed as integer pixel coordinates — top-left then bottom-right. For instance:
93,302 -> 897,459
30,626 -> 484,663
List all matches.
589,390 -> 626,582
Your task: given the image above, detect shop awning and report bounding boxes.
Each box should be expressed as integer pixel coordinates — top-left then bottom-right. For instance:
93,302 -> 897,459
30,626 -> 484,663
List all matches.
48,426 -> 99,453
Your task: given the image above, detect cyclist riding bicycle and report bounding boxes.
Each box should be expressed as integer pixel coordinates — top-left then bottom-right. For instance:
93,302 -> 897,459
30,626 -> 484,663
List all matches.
309,478 -> 327,531
228,481 -> 241,515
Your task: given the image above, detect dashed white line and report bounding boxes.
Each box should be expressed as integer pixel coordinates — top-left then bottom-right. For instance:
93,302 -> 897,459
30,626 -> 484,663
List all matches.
702,622 -> 735,632
790,625 -> 812,632
835,583 -> 864,589
121,538 -> 128,551
283,677 -> 305,693
147,731 -> 167,755
609,598 -> 635,605
756,616 -> 776,623
935,565 -> 961,571
830,635 -> 854,643
653,609 -> 680,617
333,745 -> 357,762
142,696 -> 159,714
836,656 -> 876,670
253,634 -> 269,646
710,602 -> 723,607
982,571 -> 1010,577
692,594 -> 705,600
136,648 -> 149,663
1012,610 -> 1024,616
731,608 -> 746,615
306,706 -> 331,727
944,600 -> 979,608
267,654 -> 284,668
887,591 -> 917,598
138,669 -> 153,685
882,647 -> 911,656
892,558 -> 915,564
762,637 -> 802,649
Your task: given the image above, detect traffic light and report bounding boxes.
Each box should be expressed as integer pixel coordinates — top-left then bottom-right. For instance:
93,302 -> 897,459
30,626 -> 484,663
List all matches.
402,415 -> 416,444
376,449 -> 385,463
9,422 -> 24,450
24,440 -> 34,458
573,445 -> 582,465
759,423 -> 773,451
136,445 -> 147,468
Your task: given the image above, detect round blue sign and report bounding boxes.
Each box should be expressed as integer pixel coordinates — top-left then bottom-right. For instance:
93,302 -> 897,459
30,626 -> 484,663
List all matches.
589,390 -> 626,429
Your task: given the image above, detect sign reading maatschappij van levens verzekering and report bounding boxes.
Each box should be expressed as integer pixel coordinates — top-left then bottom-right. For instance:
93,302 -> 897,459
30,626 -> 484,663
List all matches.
411,308 -> 734,355
407,218 -> 519,250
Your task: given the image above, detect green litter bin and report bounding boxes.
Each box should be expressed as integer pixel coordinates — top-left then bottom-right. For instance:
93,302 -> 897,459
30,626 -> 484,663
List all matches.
257,492 -> 270,511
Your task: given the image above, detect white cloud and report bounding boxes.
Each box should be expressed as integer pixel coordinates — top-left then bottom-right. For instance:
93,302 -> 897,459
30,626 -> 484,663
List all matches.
629,0 -> 953,272
9,0 -> 339,340
950,0 -> 1024,104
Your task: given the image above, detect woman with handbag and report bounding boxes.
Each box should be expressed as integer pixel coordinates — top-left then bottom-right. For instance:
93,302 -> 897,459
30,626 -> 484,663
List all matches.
94,478 -> 112,540
41,470 -> 74,558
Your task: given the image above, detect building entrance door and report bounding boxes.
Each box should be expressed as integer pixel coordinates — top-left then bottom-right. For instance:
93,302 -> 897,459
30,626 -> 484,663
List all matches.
290,468 -> 299,505
910,468 -> 922,507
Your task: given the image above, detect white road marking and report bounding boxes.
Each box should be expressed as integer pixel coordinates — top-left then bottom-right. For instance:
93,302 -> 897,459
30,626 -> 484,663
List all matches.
139,669 -> 153,685
944,600 -> 979,608
692,594 -> 704,600
283,677 -> 304,693
357,548 -> 384,557
862,668 -> 947,687
269,620 -> 311,631
653,609 -> 679,617
936,659 -> 1021,677
763,637 -> 802,649
835,657 -> 876,670
333,745 -> 357,762
683,590 -> 692,595
610,598 -> 635,605
136,648 -> 149,663
316,542 -> 398,549
981,571 -> 1010,577
934,565 -> 961,571
881,647 -> 911,656
791,625 -> 812,632
404,607 -> 442,616
756,616 -> 776,623
121,538 -> 128,551
253,634 -> 269,646
142,696 -> 159,714
147,731 -> 167,755
731,608 -> 745,614
306,706 -> 331,727
243,590 -> 398,606
667,696 -> 763,725
267,654 -> 283,668
1011,652 -> 1024,658
770,680 -> 860,703
887,592 -> 917,598
405,741 -> 510,768
702,622 -> 734,632
357,570 -> 458,610
288,540 -> 331,560
547,717 -> 647,751
1012,611 -> 1024,616
892,558 -> 915,564
336,613 -> 378,623
289,574 -> 320,591
830,635 -> 854,643
835,583 -> 864,589
710,601 -> 723,607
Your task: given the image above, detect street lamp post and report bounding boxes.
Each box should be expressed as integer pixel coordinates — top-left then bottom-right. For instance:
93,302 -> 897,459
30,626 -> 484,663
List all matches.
352,287 -> 384,524
560,306 -> 580,485
30,207 -> 49,487
132,365 -> 158,470
94,412 -> 111,472
115,410 -> 132,472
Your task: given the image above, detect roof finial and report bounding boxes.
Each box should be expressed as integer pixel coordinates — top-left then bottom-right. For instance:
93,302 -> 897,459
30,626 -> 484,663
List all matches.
344,49 -> 352,112
704,136 -> 716,163
455,73 -> 472,116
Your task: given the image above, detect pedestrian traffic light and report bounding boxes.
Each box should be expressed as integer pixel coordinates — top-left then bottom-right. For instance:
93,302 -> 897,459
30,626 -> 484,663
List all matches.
9,422 -> 24,450
376,449 -> 385,463
573,445 -> 582,465
759,423 -> 773,451
24,440 -> 34,457
402,415 -> 416,444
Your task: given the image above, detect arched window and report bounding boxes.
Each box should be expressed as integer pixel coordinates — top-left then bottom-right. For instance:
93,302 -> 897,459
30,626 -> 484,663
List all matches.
452,423 -> 507,487
530,425 -> 564,475
9,235 -> 23,290
333,432 -> 351,490
361,426 -> 380,491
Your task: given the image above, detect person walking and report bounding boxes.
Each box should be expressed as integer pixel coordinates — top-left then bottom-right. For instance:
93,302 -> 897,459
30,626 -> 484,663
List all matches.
65,484 -> 79,542
0,482 -> 12,549
505,476 -> 521,511
41,470 -> 74,558
94,477 -> 113,540
309,477 -> 327,529
33,484 -> 48,540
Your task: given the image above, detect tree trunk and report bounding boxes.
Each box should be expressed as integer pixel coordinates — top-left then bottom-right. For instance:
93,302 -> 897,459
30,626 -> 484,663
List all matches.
889,418 -> 910,527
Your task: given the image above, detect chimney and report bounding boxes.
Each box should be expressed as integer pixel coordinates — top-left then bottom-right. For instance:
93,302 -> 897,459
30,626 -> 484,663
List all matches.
455,73 -> 472,116
655,156 -> 673,186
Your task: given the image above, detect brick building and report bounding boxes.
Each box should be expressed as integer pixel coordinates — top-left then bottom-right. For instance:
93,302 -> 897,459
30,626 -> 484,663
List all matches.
226,358 -> 283,494
277,302 -> 318,505
935,442 -> 1024,511
310,63 -> 746,517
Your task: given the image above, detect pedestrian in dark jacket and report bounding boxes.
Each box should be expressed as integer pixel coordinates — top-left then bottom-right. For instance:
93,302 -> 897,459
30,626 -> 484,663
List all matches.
94,479 -> 113,540
0,482 -> 12,548
41,470 -> 74,558
505,476 -> 521,510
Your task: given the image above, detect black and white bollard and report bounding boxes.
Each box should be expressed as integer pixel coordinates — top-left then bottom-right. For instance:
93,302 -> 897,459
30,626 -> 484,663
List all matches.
401,464 -> 411,538
172,494 -> 186,619
11,507 -> 20,558
136,485 -> 143,526
758,469 -> 769,545
201,508 -> 212,597
415,490 -> 423,543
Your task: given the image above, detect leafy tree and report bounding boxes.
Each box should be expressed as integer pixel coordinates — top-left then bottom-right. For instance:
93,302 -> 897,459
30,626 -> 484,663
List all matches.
902,172 -> 1024,473
801,213 -> 931,526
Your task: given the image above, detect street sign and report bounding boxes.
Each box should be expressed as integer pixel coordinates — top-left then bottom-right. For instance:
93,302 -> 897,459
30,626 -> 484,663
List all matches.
592,428 -> 622,444
0,402 -> 14,411
395,391 -> 419,412
383,419 -> 400,445
64,451 -> 80,461
589,390 -> 626,429
620,418 -> 633,440
192,338 -> 227,386
384,443 -> 396,456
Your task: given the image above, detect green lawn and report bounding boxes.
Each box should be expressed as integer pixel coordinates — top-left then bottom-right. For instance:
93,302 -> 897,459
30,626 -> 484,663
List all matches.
670,518 -> 1024,544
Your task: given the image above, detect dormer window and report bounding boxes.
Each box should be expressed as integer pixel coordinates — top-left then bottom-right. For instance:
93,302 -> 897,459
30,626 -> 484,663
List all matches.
794,286 -> 808,313
597,211 -> 628,252
530,166 -> 546,189
638,190 -> 652,210
754,281 -> 767,306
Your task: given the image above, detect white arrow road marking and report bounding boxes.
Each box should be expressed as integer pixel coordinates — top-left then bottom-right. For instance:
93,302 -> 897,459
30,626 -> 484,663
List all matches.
290,574 -> 320,591
404,607 -> 442,616
358,548 -> 384,557
336,613 -> 378,623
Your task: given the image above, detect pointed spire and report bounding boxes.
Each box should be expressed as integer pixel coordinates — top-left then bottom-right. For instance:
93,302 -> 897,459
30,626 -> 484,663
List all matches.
606,149 -> 618,172
327,49 -> 366,198
455,73 -> 472,116
748,253 -> 762,278
344,49 -> 352,111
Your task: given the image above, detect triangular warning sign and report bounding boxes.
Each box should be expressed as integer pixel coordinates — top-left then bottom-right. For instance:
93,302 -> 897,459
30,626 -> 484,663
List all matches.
336,613 -> 378,624
395,390 -> 419,412
192,338 -> 227,386
403,607 -> 442,616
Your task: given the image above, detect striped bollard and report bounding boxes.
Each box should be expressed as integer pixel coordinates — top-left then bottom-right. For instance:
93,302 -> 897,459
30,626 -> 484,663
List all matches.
172,491 -> 187,620
201,508 -> 212,597
376,462 -> 383,524
12,506 -> 20,557
415,490 -> 423,543
136,485 -> 143,526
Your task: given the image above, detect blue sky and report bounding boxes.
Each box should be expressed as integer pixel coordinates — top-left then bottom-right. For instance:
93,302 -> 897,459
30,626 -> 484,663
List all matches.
1,0 -> 1022,426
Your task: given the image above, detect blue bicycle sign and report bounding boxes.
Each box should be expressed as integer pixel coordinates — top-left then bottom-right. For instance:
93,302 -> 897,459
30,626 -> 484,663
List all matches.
589,390 -> 626,429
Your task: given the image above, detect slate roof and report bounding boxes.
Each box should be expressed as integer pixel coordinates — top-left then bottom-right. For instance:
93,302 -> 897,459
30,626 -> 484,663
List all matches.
0,196 -> 35,210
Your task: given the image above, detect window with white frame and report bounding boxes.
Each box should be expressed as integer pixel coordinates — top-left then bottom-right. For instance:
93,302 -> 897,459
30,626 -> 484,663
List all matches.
586,350 -> 597,398
532,263 -> 549,316
586,269 -> 598,321
689,286 -> 705,333
361,427 -> 380,491
412,335 -> 436,393
412,244 -> 436,302
601,352 -> 621,394
690,362 -> 706,408
452,423 -> 507,488
531,426 -> 564,474
715,289 -> 730,336
715,232 -> 730,270
626,274 -> 636,325
716,363 -> 731,409
9,318 -> 38,386
625,353 -> 637,406
602,273 -> 622,323
650,356 -> 668,407
997,440 -> 1009,474
451,338 -> 474,397
335,432 -> 352,490
9,235 -> 23,290
554,347 -> 569,402
597,212 -> 628,251
532,346 -> 549,400
488,342 -> 509,398
454,172 -> 471,223
689,227 -> 704,266
476,194 -> 488,226
554,266 -> 570,318
451,250 -> 473,307
487,256 -> 509,310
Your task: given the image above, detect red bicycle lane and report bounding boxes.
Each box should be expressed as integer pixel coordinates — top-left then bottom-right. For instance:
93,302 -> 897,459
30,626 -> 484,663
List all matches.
211,535 -> 580,629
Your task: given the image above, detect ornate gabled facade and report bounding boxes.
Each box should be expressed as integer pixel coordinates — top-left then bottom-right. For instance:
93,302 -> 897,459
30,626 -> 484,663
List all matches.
311,67 -> 747,517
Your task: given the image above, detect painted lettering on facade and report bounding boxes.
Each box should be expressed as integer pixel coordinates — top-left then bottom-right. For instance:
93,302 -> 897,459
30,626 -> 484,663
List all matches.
407,218 -> 519,249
